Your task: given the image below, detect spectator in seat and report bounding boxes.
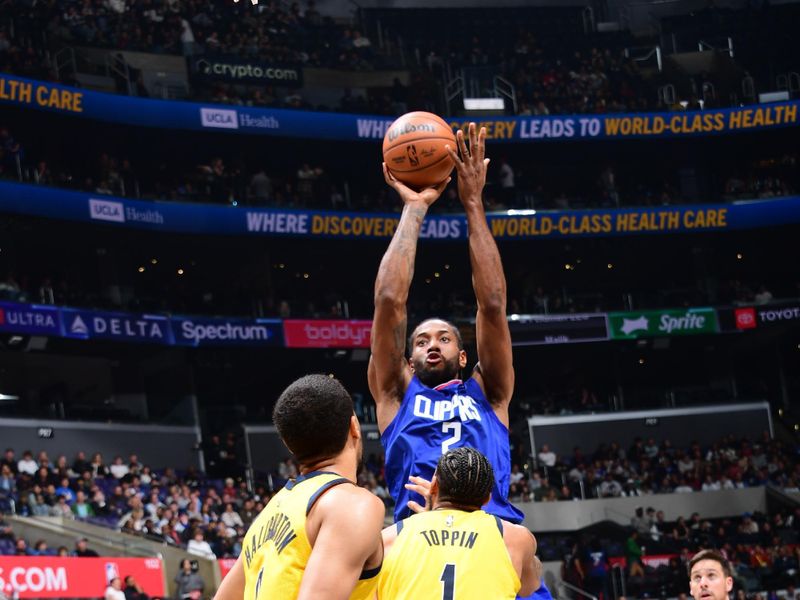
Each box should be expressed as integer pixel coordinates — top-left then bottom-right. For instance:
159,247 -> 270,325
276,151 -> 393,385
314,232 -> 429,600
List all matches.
50,494 -> 73,518
73,537 -> 99,557
0,464 -> 15,498
110,456 -> 130,480
631,507 -> 650,537
538,444 -> 557,468
186,528 -> 215,559
91,453 -> 110,478
599,473 -> 622,497
55,477 -> 75,504
220,503 -> 243,535
17,451 -> 37,476
123,575 -> 150,600
72,490 -> 95,519
15,539 -> 32,555
0,449 -> 16,475
105,577 -> 126,600
31,540 -> 50,555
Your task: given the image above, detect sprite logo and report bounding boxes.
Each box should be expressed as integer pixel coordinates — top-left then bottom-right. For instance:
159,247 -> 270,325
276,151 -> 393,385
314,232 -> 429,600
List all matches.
609,308 -> 717,339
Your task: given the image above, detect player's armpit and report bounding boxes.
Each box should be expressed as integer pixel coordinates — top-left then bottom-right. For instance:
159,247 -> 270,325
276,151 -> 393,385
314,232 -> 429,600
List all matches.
212,555 -> 244,600
298,489 -> 385,600
503,522 -> 540,597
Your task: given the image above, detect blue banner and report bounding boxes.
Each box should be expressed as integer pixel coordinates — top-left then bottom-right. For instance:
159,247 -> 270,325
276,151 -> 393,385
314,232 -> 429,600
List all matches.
0,301 -> 61,336
0,300 -> 285,347
2,180 -> 800,239
172,316 -> 283,347
61,308 -> 173,344
0,73 -> 798,142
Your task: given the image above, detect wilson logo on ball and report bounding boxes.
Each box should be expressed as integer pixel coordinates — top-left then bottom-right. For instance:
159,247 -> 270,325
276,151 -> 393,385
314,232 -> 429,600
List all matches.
387,122 -> 436,143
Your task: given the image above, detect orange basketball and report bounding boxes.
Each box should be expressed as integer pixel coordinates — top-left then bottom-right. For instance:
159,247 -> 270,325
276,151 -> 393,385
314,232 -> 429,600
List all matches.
382,111 -> 456,190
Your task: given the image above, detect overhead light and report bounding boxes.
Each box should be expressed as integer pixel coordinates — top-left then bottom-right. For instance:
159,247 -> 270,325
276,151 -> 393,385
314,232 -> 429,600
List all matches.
0,393 -> 19,401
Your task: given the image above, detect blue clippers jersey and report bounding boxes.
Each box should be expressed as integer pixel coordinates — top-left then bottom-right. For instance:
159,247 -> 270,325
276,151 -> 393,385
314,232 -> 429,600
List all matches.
381,376 -> 524,523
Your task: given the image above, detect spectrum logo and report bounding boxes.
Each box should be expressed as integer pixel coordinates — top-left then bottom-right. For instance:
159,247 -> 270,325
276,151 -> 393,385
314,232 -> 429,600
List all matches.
200,108 -> 239,129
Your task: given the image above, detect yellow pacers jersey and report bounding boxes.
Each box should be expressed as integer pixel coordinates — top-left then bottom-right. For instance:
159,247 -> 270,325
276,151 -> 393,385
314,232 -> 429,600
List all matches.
378,509 -> 520,600
242,471 -> 379,600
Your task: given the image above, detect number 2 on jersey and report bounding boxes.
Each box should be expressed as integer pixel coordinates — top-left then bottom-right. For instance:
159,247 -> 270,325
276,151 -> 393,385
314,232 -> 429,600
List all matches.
441,422 -> 461,453
440,563 -> 456,600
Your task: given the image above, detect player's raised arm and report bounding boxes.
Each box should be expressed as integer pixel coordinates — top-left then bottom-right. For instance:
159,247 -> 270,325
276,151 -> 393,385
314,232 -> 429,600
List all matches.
446,124 -> 514,416
369,164 -> 449,430
297,486 -> 385,600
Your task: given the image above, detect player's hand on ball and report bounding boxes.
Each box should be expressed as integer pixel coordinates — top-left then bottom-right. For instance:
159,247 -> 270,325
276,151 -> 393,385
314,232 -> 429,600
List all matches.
405,475 -> 433,513
446,122 -> 489,208
383,162 -> 450,208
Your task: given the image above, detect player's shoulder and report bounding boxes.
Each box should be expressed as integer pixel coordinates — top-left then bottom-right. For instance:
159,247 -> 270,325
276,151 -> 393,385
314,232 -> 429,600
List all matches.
500,519 -> 536,548
314,480 -> 385,521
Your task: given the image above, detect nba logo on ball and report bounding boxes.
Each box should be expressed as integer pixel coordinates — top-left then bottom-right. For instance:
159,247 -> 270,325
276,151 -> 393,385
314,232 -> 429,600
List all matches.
383,111 -> 456,190
735,308 -> 757,330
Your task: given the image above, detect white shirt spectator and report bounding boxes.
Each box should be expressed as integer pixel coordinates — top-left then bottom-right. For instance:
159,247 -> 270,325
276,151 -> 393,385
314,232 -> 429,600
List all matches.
187,538 -> 216,559
104,585 -> 126,600
221,510 -> 244,531
674,484 -> 694,493
537,445 -> 556,468
18,457 -> 38,475
110,462 -> 129,480
701,479 -> 721,491
105,0 -> 126,14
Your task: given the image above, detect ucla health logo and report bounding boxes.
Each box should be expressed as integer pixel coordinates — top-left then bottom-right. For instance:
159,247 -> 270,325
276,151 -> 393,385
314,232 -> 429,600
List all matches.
88,198 -> 125,223
200,107 -> 239,129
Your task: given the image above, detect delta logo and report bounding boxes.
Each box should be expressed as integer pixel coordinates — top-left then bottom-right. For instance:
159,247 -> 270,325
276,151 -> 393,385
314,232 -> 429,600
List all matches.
735,307 -> 757,330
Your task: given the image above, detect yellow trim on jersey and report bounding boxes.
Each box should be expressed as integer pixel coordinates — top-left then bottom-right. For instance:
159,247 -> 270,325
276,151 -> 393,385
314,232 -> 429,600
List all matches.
242,471 -> 378,600
378,509 -> 521,600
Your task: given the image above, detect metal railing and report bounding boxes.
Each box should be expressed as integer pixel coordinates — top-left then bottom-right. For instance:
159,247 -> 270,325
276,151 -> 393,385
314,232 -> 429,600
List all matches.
625,45 -> 663,72
698,36 -> 734,58
558,580 -> 599,600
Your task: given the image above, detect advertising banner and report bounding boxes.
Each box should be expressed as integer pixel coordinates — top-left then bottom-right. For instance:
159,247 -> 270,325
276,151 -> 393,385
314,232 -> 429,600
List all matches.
608,308 -> 718,339
718,302 -> 800,332
172,316 -> 283,347
509,313 -> 608,345
190,56 -> 303,87
61,309 -> 173,344
2,181 -> 800,240
0,73 -> 798,142
283,319 -> 372,348
0,301 -> 61,336
0,557 -> 164,599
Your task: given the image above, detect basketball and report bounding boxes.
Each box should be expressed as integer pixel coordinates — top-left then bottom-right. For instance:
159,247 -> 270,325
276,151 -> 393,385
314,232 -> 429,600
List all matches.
382,111 -> 457,190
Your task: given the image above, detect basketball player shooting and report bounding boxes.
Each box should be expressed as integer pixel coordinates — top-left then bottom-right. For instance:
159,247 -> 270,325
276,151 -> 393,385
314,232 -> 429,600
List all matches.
371,122 -> 552,600
370,121 -> 521,524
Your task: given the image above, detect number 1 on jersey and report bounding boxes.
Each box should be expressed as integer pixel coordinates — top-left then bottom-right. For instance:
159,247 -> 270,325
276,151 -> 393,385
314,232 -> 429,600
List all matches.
440,563 -> 456,600
441,422 -> 461,453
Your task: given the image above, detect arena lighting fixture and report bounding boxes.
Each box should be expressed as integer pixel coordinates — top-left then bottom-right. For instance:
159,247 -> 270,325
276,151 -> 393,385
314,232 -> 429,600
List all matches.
233,0 -> 260,4
506,209 -> 536,216
0,393 -> 19,401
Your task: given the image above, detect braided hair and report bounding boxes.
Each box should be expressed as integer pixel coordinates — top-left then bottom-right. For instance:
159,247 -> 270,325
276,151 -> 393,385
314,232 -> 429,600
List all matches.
436,447 -> 495,509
